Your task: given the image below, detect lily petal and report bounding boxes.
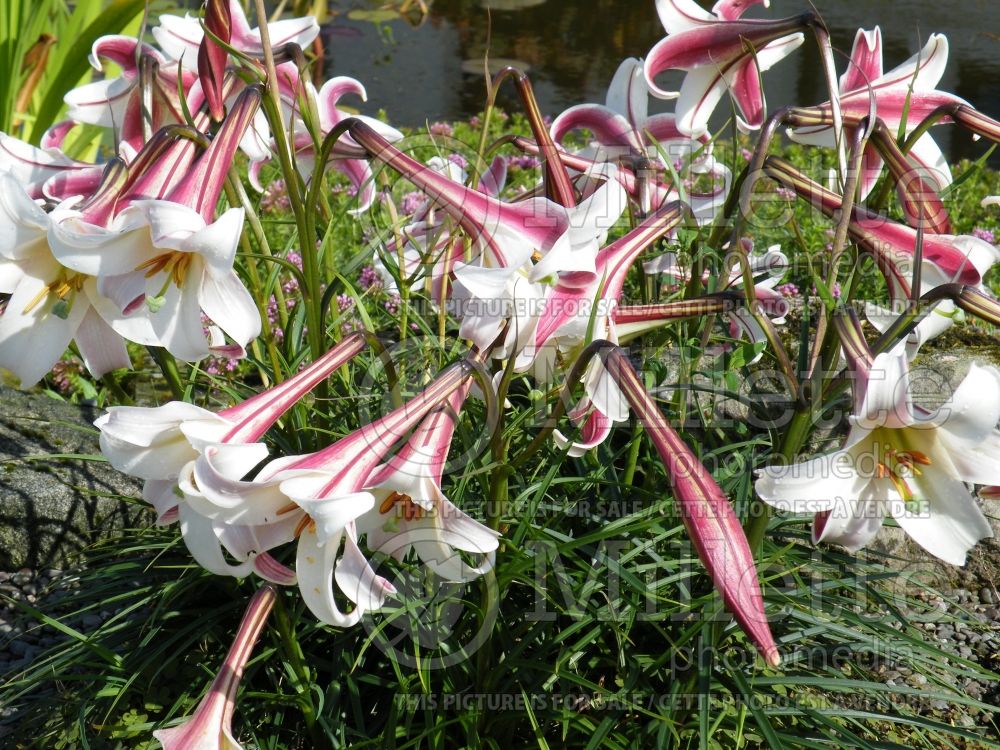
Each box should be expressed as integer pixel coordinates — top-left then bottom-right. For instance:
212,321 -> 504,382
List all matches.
75,306 -> 131,377
889,466 -> 993,566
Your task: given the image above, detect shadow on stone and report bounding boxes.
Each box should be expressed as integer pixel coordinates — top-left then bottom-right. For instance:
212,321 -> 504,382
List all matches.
0,386 -> 145,570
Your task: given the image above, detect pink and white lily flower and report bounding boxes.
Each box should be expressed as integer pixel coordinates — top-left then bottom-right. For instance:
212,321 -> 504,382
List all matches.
152,0 -> 320,71
64,36 -> 198,152
0,131 -> 102,202
50,90 -> 262,361
374,156 -> 507,301
346,120 -> 628,357
756,344 -> 997,566
789,29 -> 969,195
644,0 -> 806,136
0,172 -> 135,386
865,236 -> 1000,360
154,585 -> 275,750
347,120 -> 575,276
359,384 -> 499,581
552,57 -> 710,167
452,172 -> 625,359
450,161 -> 628,359
246,70 -> 404,214
96,331 -> 366,531
513,203 -> 686,455
177,363 -> 474,626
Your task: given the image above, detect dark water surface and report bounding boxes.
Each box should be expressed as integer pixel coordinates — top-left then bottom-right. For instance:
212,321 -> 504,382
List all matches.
321,0 -> 1000,162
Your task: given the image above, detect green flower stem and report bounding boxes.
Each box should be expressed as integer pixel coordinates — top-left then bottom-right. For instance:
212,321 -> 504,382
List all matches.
381,184 -> 412,343
622,419 -> 643,488
487,355 -> 517,532
253,0 -> 324,362
744,406 -> 812,554
148,346 -> 185,401
745,127 -> 867,556
508,342 -> 603,470
224,176 -> 287,384
227,166 -> 290,330
100,373 -> 132,406
471,80 -> 501,186
271,594 -> 330,750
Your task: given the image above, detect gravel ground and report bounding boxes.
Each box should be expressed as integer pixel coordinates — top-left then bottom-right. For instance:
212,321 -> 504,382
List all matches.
0,568 -> 73,676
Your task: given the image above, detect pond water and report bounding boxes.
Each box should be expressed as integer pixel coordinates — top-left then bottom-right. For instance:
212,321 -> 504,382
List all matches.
321,0 -> 1000,163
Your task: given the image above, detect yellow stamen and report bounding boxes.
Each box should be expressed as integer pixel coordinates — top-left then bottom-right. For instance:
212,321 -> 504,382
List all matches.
172,253 -> 192,285
379,490 -> 405,515
293,515 -> 315,538
137,253 -> 173,278
877,441 -> 932,502
136,251 -> 194,286
888,472 -> 913,502
379,490 -> 423,520
21,273 -> 86,314
21,286 -> 50,315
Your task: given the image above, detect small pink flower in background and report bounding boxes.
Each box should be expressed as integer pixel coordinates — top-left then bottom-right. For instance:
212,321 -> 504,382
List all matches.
342,318 -> 365,334
260,180 -> 291,213
507,154 -> 540,170
50,357 -> 84,395
777,282 -> 800,297
972,228 -> 995,244
400,191 -> 425,216
358,265 -> 383,292
429,122 -> 454,137
812,283 -> 841,299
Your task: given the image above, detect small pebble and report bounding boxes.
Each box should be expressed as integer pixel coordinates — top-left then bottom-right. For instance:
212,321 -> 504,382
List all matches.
81,614 -> 102,629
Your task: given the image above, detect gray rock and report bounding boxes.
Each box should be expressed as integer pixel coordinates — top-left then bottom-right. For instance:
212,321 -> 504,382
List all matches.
979,587 -> 995,605
7,640 -> 33,658
0,386 -> 146,569
81,613 -> 102,629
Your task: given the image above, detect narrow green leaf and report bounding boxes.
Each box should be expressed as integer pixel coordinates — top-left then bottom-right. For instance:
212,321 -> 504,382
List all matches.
2,594 -> 123,668
30,0 -> 146,142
